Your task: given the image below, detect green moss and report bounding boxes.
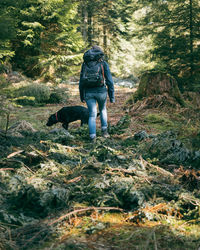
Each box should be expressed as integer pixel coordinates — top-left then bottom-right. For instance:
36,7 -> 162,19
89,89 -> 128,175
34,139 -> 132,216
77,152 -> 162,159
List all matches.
144,113 -> 173,125
144,113 -> 174,131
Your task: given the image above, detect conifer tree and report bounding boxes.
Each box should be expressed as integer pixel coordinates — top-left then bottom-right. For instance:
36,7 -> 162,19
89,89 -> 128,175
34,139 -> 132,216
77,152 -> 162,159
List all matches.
77,0 -> 134,59
0,0 -> 20,70
10,0 -> 84,79
133,0 -> 200,90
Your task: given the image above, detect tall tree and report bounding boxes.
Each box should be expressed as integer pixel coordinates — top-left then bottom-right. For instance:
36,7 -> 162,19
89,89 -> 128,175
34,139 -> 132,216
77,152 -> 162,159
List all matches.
133,0 -> 200,90
0,0 -> 84,79
77,0 -> 134,59
0,0 -> 21,70
11,0 -> 84,78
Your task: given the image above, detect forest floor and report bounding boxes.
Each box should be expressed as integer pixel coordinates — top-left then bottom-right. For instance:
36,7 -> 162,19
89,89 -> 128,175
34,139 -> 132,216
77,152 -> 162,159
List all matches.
0,83 -> 200,250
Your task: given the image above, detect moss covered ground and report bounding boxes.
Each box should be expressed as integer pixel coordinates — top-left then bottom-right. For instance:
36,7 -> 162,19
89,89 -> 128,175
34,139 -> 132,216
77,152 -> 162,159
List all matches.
0,84 -> 200,250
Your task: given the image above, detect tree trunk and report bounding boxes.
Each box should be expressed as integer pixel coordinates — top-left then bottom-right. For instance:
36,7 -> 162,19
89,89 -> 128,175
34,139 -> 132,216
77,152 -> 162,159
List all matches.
189,0 -> 194,81
134,71 -> 184,107
82,5 -> 88,42
102,1 -> 108,55
87,5 -> 93,47
103,24 -> 107,55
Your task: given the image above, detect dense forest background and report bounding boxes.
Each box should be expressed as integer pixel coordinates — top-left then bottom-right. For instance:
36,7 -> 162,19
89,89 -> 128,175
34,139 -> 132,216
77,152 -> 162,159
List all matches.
0,0 -> 199,90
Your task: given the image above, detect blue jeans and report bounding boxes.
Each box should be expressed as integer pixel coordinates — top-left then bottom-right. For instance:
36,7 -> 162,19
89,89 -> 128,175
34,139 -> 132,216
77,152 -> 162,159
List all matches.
85,91 -> 107,139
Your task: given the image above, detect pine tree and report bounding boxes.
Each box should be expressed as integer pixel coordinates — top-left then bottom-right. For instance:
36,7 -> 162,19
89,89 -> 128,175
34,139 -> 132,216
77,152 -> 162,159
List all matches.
133,0 -> 200,90
36,0 -> 84,80
77,0 -> 134,59
0,0 -> 20,71
9,0 -> 84,79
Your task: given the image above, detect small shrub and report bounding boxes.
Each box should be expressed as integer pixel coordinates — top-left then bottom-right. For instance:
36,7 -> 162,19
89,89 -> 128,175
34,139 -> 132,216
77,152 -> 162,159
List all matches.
48,87 -> 68,104
17,84 -> 51,103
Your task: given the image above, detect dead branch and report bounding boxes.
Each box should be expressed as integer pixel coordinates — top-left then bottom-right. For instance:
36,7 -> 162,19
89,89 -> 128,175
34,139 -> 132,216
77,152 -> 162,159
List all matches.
180,193 -> 200,207
6,159 -> 35,174
64,176 -> 82,184
153,231 -> 158,250
5,113 -> 10,137
108,167 -> 136,174
28,145 -> 48,160
140,156 -> 174,177
105,167 -> 151,183
49,206 -> 123,226
0,168 -> 15,171
7,150 -> 24,159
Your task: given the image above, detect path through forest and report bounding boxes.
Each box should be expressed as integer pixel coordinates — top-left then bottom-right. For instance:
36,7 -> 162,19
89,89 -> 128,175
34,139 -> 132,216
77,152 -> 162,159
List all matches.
65,84 -> 135,129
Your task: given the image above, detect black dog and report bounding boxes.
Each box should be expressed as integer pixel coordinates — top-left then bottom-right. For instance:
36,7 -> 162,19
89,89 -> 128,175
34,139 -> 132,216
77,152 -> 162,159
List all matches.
46,106 -> 91,130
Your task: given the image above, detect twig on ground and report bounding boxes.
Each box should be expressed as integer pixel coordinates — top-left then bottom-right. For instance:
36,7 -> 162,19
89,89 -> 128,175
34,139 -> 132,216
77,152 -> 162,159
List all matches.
140,156 -> 174,177
64,176 -> 82,184
108,167 -> 136,174
29,145 -> 49,160
5,113 -> 10,137
0,168 -> 15,171
6,159 -> 35,174
153,231 -> 158,250
144,231 -> 154,250
7,150 -> 24,159
105,166 -> 152,183
49,206 -> 123,226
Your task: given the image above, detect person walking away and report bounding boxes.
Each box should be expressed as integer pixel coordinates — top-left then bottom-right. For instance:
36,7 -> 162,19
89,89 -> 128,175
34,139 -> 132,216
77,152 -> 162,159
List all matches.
79,45 -> 115,142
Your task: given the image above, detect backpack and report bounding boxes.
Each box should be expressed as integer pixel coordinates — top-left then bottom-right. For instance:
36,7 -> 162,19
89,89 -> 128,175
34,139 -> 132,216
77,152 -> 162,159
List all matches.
82,49 -> 105,88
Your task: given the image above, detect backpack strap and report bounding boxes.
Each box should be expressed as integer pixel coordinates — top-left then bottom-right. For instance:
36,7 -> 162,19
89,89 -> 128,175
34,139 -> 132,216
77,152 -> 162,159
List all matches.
100,63 -> 105,83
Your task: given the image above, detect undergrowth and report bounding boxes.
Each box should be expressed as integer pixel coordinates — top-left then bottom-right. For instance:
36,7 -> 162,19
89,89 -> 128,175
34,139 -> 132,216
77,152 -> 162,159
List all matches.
0,83 -> 200,249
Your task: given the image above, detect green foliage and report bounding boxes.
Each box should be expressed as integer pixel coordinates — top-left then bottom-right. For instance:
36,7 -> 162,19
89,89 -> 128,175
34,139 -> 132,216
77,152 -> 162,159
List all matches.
77,0 -> 136,70
13,84 -> 69,105
133,0 -> 200,90
48,87 -> 68,104
0,1 -> 17,62
0,75 -> 14,133
0,0 -> 84,78
17,84 -> 51,103
109,114 -> 131,135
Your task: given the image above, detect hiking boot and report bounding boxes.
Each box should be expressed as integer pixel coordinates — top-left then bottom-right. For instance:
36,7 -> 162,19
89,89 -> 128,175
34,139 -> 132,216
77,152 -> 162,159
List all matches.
102,130 -> 110,138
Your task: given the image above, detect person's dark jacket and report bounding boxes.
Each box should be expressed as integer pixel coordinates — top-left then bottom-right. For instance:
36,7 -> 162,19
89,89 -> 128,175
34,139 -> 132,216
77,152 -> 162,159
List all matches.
79,49 -> 115,103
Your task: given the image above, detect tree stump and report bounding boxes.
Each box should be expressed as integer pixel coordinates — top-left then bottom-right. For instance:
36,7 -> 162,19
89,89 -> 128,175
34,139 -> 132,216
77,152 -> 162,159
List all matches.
134,71 -> 184,107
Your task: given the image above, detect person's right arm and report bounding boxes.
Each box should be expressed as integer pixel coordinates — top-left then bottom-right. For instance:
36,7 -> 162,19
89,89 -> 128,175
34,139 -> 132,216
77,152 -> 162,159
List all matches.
103,61 -> 115,103
79,64 -> 85,102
